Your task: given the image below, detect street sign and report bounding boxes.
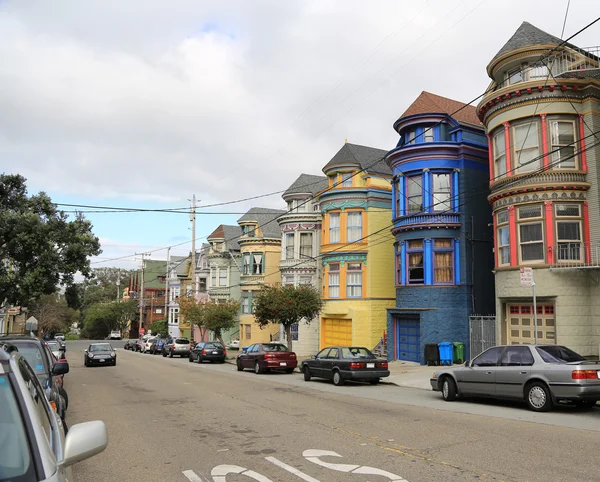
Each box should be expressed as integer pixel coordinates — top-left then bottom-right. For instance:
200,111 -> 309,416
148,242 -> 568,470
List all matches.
520,267 -> 533,286
25,316 -> 38,331
139,328 -> 145,335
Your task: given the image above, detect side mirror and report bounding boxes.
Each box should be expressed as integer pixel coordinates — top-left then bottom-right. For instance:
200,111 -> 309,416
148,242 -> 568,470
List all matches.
84,349 -> 88,353
53,361 -> 70,376
61,421 -> 108,468
464,360 -> 471,367
311,355 -> 317,359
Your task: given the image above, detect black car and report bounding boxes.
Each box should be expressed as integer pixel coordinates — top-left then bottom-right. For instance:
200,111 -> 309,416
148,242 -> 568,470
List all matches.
123,340 -> 137,351
189,341 -> 226,363
0,335 -> 69,420
134,339 -> 144,352
84,343 -> 117,366
301,346 -> 390,386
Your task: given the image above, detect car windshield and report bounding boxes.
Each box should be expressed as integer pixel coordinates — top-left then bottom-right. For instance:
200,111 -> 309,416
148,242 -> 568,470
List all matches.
262,344 -> 288,352
536,346 -> 587,363
89,344 -> 112,352
0,374 -> 34,481
11,343 -> 47,381
341,347 -> 375,359
46,341 -> 59,350
175,338 -> 189,344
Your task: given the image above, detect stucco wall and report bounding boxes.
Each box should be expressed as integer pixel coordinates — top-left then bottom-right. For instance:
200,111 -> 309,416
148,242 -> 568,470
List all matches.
366,208 -> 396,299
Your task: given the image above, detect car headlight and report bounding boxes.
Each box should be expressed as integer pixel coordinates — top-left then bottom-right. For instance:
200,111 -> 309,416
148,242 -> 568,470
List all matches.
111,352 -> 116,357
432,372 -> 438,379
89,353 -> 94,358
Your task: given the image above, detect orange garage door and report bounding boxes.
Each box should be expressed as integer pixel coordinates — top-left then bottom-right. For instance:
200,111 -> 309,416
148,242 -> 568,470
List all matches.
321,318 -> 352,348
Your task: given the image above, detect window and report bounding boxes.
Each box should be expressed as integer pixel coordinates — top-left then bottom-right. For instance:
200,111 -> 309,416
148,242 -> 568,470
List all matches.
500,346 -> 534,366
285,233 -> 295,259
496,209 -> 510,266
283,275 -> 294,285
341,172 -> 353,187
211,269 -> 217,287
472,347 -> 503,367
407,240 -> 424,285
404,129 -> 416,145
433,239 -> 453,284
423,127 -> 434,142
327,348 -> 340,359
245,325 -> 251,339
346,262 -> 363,298
406,176 -> 422,213
556,203 -> 582,261
518,205 -> 544,262
242,295 -> 249,314
536,346 -> 586,363
299,276 -> 312,285
328,263 -> 340,298
316,348 -> 331,359
198,278 -> 207,292
329,212 -> 340,243
550,120 -> 576,169
242,253 -> 251,275
513,122 -> 540,173
347,212 -> 362,242
155,308 -> 163,314
219,268 -> 227,286
287,200 -> 294,211
300,232 -> 313,259
252,254 -> 263,274
291,323 -> 299,341
508,67 -> 523,85
313,204 -> 321,212
432,173 -> 451,212
493,129 -> 507,179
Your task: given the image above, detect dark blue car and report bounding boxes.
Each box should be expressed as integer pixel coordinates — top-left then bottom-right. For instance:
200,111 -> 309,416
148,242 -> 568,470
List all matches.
151,337 -> 167,355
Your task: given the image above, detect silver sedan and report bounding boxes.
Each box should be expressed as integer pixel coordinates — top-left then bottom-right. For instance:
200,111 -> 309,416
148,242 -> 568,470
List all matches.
431,344 -> 600,411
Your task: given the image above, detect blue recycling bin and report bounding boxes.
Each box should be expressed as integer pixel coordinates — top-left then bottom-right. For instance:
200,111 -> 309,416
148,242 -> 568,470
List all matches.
438,342 -> 454,366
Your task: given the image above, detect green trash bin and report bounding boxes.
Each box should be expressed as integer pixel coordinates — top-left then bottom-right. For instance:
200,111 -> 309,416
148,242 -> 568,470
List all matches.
453,342 -> 465,364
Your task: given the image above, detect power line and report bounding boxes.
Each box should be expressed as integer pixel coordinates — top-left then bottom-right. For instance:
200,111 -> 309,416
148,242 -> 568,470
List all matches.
561,0 -> 571,39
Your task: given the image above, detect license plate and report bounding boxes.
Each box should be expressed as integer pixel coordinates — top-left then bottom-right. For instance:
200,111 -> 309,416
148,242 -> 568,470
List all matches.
213,351 -> 218,354
99,359 -> 105,362
367,363 -> 375,368
280,362 -> 287,366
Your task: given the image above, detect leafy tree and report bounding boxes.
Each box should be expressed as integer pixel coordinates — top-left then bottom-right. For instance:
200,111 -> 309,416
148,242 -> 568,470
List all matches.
253,284 -> 322,352
30,294 -> 78,335
149,318 -> 168,337
82,300 -> 137,339
178,296 -> 209,340
0,174 -> 101,307
178,297 -> 239,346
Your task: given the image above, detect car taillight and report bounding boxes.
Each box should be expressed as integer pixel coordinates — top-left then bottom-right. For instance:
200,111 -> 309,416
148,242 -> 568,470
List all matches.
377,361 -> 388,369
572,370 -> 599,379
290,353 -> 296,358
265,353 -> 276,358
349,362 -> 365,369
223,349 -> 227,356
172,344 -> 176,348
49,401 -> 57,412
202,349 -> 206,355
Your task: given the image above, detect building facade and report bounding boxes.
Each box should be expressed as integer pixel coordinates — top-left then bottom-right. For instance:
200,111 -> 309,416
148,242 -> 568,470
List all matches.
386,91 -> 495,363
477,22 -> 600,357
238,207 -> 286,347
130,259 -> 168,334
278,173 -> 329,356
318,142 -> 396,350
167,255 -> 188,338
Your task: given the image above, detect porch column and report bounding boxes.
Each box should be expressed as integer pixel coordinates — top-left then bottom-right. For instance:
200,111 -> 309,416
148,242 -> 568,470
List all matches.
454,238 -> 461,285
540,114 -> 549,169
579,115 -> 588,172
424,238 -> 433,285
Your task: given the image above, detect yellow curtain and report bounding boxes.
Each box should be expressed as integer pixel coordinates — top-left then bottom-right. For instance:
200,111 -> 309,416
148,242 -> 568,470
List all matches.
434,252 -> 453,283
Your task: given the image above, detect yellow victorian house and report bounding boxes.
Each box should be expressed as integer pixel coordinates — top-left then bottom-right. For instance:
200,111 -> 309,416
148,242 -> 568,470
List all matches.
238,207 -> 287,347
318,142 -> 396,350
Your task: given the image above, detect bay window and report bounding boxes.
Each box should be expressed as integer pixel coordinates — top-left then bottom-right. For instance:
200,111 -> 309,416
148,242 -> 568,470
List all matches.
513,122 -> 540,173
252,254 -> 264,274
508,67 -> 523,85
346,263 -> 363,298
496,209 -> 510,266
493,129 -> 507,179
395,180 -> 401,217
555,203 -> 582,261
407,240 -> 424,285
432,173 -> 451,212
433,239 -> 453,284
219,268 -> 227,286
347,212 -> 362,242
242,254 -> 251,275
285,233 -> 295,259
300,232 -> 313,258
211,268 -> 217,286
329,212 -> 340,243
550,120 -> 576,169
518,204 -> 544,262
341,172 -> 353,187
242,294 -> 250,314
396,244 -> 402,285
407,176 -> 422,214
328,263 -> 340,298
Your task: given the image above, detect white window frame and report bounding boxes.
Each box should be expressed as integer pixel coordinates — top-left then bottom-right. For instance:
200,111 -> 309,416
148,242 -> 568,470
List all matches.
406,175 -> 422,214
328,263 -> 340,298
285,232 -> 295,260
329,212 -> 340,243
496,209 -> 510,266
493,129 -> 507,179
346,262 -> 363,298
508,66 -> 523,85
299,232 -> 313,259
423,128 -> 434,142
550,119 -> 577,169
346,211 -> 362,243
432,173 -> 451,212
555,203 -> 583,262
517,205 -> 545,264
218,268 -> 228,287
341,172 -> 353,187
513,122 -> 541,174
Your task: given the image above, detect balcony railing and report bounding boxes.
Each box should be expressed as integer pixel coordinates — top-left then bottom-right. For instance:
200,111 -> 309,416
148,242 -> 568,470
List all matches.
492,171 -> 588,190
551,46 -> 600,77
550,243 -> 600,269
396,213 -> 460,228
239,275 -> 265,284
279,258 -> 318,269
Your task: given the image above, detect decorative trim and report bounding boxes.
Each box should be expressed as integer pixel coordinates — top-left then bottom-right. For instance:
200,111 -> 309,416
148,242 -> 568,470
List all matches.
322,254 -> 367,267
540,114 -> 549,168
280,223 -> 318,232
492,190 -> 586,210
321,199 -> 367,213
583,201 -> 591,263
579,114 -> 588,172
503,122 -> 512,177
424,238 -> 433,285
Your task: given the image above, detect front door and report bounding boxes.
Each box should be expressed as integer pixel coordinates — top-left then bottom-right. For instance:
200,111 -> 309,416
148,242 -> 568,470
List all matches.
456,346 -> 503,396
396,317 -> 420,362
494,345 -> 533,399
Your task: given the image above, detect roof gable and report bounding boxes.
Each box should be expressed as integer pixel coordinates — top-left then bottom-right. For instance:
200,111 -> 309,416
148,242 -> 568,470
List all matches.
237,207 -> 287,238
323,142 -> 391,176
400,91 -> 481,127
284,173 -> 329,197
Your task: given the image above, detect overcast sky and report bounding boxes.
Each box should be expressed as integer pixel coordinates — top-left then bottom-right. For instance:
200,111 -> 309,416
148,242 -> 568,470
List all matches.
1,0 -> 598,269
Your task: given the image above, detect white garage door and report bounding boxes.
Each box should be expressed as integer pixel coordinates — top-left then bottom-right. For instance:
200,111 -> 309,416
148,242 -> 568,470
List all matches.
507,304 -> 555,344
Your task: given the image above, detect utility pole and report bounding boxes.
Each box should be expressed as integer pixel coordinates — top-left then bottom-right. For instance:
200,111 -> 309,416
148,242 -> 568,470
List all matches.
139,253 -> 146,336
116,268 -> 121,301
190,195 -> 197,344
165,247 -> 170,335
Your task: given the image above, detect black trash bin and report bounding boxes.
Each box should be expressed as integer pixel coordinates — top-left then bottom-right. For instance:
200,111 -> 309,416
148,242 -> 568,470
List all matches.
424,343 -> 440,366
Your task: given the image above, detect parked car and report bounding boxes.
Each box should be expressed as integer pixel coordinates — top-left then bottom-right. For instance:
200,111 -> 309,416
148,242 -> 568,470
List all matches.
46,340 -> 66,360
0,335 -> 69,421
135,339 -> 144,352
431,344 -> 600,412
109,330 -> 122,340
190,341 -> 226,363
301,346 -> 389,386
228,340 -> 240,350
142,336 -> 157,353
84,343 -> 117,367
123,339 -> 137,351
162,337 -> 191,358
236,343 -> 297,374
151,337 -> 167,355
0,348 -> 108,480
54,333 -> 65,342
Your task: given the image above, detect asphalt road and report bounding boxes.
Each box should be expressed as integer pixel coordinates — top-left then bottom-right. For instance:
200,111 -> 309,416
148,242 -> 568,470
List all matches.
65,340 -> 600,482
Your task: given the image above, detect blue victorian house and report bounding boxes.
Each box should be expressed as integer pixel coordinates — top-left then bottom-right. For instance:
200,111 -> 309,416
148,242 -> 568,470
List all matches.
385,91 -> 495,363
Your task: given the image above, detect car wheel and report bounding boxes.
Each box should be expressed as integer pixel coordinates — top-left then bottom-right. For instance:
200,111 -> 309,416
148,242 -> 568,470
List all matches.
169,351 -> 173,358
332,370 -> 344,386
526,381 -> 553,412
237,360 -> 243,372
441,377 -> 457,401
303,366 -> 312,381
162,351 -> 166,357
59,387 -> 69,409
113,360 -> 117,366
285,368 -> 294,374
369,379 -> 380,385
254,361 -> 264,374
188,354 -> 193,363
84,358 -> 88,367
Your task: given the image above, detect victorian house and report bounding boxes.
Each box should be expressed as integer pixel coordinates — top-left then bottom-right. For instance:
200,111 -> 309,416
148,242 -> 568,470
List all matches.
178,245 -> 211,341
385,91 -> 495,363
278,173 -> 329,356
167,255 -> 188,338
318,142 -> 395,350
477,22 -> 600,357
238,207 -> 286,346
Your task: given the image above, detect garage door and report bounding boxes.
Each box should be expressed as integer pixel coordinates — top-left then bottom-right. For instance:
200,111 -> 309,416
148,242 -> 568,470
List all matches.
396,317 -> 420,362
321,318 -> 352,348
507,304 -> 555,344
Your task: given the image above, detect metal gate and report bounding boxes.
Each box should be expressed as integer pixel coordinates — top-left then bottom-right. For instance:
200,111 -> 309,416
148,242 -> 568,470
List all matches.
469,315 -> 496,359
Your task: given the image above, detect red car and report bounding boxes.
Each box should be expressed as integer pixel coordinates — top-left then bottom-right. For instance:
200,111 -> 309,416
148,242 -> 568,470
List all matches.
236,343 -> 297,374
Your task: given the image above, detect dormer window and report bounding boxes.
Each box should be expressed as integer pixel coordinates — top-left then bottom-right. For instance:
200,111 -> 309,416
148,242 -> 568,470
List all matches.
242,225 -> 256,237
423,128 -> 434,142
508,67 -> 523,85
287,200 -> 293,211
341,172 -> 353,187
405,129 -> 417,145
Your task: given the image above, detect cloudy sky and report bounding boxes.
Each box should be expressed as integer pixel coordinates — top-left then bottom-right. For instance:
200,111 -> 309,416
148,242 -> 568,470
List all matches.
1,0 -> 598,268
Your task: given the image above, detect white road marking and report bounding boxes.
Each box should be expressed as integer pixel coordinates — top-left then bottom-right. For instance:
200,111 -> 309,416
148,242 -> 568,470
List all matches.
211,464 -> 273,482
182,470 -> 205,482
265,456 -> 320,482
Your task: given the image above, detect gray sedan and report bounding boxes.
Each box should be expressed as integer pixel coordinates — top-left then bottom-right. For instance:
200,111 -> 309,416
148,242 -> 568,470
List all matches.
431,344 -> 600,411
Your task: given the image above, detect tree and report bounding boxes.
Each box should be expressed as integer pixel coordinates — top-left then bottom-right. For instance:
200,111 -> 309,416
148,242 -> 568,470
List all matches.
30,294 -> 78,334
178,296 -> 209,340
0,174 -> 101,307
149,318 -> 168,337
81,300 -> 137,339
178,297 -> 239,346
253,284 -> 322,352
